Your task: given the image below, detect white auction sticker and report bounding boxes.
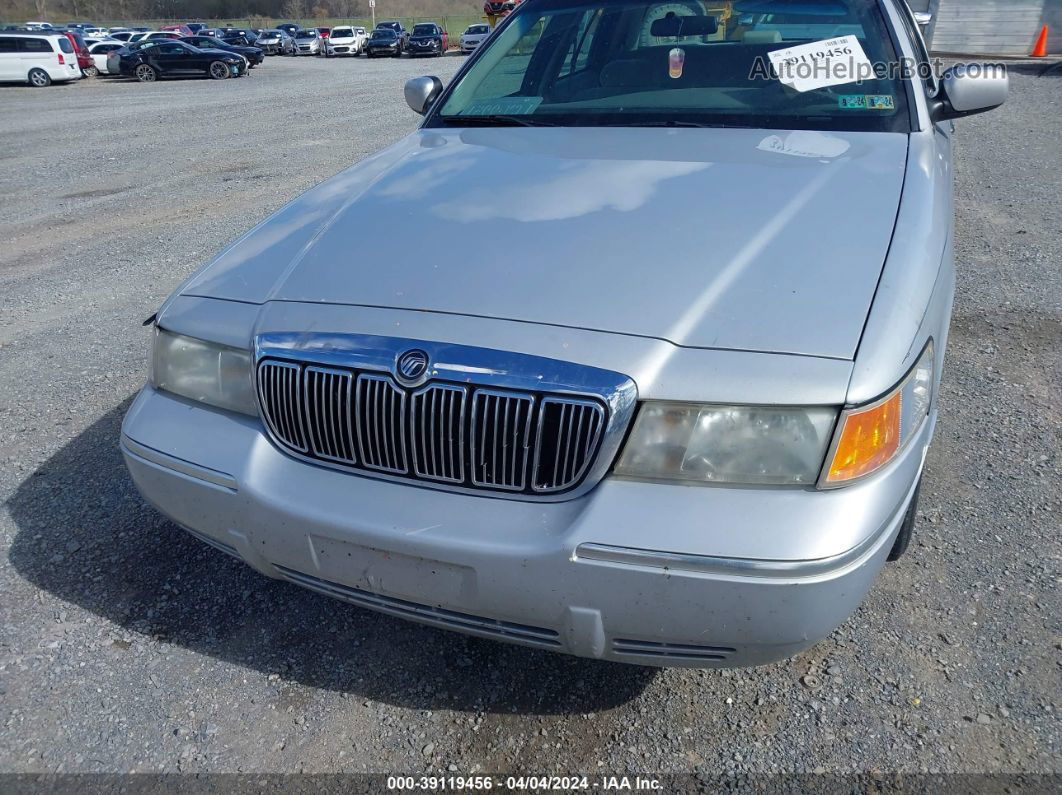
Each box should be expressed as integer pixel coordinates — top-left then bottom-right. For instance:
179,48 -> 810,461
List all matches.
767,35 -> 874,93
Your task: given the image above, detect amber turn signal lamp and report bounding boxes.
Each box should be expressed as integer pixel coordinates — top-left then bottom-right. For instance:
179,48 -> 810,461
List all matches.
825,392 -> 901,483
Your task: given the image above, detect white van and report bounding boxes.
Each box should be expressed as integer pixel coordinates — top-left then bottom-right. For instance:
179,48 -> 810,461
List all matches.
0,33 -> 82,86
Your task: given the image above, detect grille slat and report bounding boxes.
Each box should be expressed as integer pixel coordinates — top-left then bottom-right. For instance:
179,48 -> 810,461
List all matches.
276,565 -> 561,647
257,360 -> 606,496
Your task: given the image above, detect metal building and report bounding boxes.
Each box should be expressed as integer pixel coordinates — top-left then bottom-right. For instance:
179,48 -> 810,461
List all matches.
910,0 -> 1060,56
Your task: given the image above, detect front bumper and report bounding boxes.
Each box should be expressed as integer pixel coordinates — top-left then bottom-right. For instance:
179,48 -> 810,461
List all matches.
408,41 -> 441,55
121,386 -> 929,668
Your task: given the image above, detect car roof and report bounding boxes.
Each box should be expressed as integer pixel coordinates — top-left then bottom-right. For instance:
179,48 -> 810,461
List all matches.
0,31 -> 71,38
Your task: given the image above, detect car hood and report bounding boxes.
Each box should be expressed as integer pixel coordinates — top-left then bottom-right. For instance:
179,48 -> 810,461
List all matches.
181,127 -> 909,359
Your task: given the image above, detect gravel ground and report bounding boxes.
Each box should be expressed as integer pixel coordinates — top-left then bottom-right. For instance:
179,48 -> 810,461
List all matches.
0,56 -> 1059,779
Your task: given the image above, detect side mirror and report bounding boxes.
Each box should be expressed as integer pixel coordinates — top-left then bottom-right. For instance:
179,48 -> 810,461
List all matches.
404,75 -> 444,115
932,63 -> 1008,121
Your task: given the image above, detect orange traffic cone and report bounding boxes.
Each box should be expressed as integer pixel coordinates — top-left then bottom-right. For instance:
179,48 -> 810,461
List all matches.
1031,25 -> 1049,57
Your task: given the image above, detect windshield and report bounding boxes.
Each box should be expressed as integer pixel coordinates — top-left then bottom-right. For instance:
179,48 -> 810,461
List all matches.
295,30 -> 316,39
332,28 -> 353,37
467,25 -> 490,34
412,25 -> 437,36
436,0 -> 910,132
372,29 -> 397,39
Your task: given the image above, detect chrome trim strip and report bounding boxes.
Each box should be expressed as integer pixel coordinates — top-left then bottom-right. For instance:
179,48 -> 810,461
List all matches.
120,435 -> 238,492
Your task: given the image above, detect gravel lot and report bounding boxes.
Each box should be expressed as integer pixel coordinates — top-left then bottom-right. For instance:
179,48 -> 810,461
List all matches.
0,56 -> 1059,779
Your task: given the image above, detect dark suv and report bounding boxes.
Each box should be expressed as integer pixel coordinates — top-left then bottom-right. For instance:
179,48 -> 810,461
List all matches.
374,21 -> 409,47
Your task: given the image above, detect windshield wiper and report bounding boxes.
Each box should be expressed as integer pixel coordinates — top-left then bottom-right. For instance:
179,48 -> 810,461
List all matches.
437,114 -> 559,127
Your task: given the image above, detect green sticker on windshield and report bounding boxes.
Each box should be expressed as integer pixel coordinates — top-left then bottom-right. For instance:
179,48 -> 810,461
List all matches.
838,94 -> 895,110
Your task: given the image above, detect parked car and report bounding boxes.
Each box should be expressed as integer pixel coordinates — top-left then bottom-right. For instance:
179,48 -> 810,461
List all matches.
483,1 -> 518,15
292,28 -> 322,55
56,29 -> 94,75
113,40 -> 246,82
22,21 -> 53,30
316,27 -> 331,41
374,20 -> 409,47
219,28 -> 258,45
0,32 -> 81,85
186,23 -> 208,34
87,40 -> 124,74
254,29 -> 296,56
275,23 -> 301,37
460,23 -> 491,53
407,22 -> 448,57
121,0 -> 1010,669
181,35 -> 263,68
107,31 -> 135,42
365,27 -> 402,57
80,26 -> 107,38
128,31 -> 183,43
105,39 -> 156,72
325,25 -> 366,57
161,24 -> 194,37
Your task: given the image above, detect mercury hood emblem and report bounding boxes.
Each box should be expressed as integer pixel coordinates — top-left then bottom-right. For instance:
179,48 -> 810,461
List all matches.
395,349 -> 430,385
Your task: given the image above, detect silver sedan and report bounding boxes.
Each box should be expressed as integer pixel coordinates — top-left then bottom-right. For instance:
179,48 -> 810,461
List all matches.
123,0 -> 1008,668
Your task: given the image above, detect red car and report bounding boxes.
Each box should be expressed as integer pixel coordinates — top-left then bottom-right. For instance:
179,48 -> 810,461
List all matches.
316,27 -> 331,39
161,24 -> 194,37
58,30 -> 93,74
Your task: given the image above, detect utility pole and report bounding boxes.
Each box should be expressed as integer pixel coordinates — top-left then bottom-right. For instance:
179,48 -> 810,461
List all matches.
370,0 -> 376,28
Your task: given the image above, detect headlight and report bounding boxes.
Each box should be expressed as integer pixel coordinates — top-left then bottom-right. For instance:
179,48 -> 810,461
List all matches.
822,341 -> 934,487
615,403 -> 837,486
151,328 -> 257,416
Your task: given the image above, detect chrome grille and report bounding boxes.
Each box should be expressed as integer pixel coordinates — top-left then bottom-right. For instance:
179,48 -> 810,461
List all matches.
257,361 -> 308,452
470,390 -> 534,491
303,367 -> 355,463
355,374 -> 407,473
532,397 -> 606,493
256,358 -> 612,497
410,384 -> 466,483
